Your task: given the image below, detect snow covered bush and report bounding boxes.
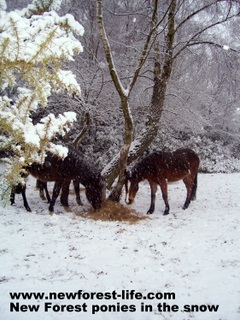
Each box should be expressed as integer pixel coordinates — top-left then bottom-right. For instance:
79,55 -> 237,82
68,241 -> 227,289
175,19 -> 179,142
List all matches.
153,131 -> 240,173
0,0 -> 84,186
189,136 -> 240,173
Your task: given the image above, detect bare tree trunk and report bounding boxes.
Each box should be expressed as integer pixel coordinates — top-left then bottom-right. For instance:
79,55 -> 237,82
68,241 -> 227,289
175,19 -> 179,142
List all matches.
108,96 -> 133,202
101,59 -> 169,189
102,0 -> 176,190
97,0 -> 162,196
97,0 -> 133,201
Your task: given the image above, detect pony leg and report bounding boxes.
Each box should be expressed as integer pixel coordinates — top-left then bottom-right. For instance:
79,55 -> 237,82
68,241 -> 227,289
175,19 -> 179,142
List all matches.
21,187 -> 31,212
182,175 -> 195,209
43,182 -> 51,203
49,181 -> 63,213
60,180 -> 70,207
38,180 -> 51,203
190,174 -> 198,201
36,180 -> 46,201
147,181 -> 158,214
159,180 -> 170,215
10,187 -> 15,205
39,187 -> 46,200
73,179 -> 83,206
11,184 -> 31,212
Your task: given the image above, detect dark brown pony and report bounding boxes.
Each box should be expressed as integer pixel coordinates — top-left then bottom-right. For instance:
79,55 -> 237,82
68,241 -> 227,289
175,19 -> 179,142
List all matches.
125,148 -> 200,215
26,149 -> 105,213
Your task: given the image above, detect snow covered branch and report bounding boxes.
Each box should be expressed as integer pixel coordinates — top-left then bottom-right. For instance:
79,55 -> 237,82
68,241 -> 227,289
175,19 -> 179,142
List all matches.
0,0 -> 84,186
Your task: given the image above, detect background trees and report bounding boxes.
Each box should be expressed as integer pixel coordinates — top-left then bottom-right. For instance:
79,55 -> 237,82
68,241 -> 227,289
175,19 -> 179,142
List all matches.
1,0 -> 240,199
93,0 -> 240,196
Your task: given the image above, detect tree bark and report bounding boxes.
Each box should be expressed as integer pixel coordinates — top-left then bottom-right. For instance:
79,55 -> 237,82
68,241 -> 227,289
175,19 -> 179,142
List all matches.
97,0 -> 133,201
102,0 -> 176,190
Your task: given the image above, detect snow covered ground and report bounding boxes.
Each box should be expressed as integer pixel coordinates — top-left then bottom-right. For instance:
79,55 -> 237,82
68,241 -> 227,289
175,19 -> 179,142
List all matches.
0,172 -> 240,320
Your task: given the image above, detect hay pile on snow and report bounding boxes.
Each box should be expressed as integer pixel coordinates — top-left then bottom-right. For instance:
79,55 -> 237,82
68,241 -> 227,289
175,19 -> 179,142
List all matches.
77,201 -> 147,223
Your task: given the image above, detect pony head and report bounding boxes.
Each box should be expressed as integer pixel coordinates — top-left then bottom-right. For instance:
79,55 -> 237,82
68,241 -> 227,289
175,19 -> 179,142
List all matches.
125,169 -> 139,205
85,174 -> 105,210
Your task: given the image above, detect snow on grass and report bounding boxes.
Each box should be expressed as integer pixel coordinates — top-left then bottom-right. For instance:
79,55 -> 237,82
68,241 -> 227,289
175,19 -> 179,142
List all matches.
0,173 -> 240,320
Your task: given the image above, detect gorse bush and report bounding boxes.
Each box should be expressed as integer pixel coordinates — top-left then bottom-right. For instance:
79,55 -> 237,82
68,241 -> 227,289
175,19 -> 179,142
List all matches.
0,0 -> 84,186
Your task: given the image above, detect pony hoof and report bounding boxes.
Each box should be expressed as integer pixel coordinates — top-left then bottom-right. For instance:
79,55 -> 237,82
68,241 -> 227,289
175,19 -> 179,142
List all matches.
147,211 -> 153,214
64,206 -> 72,212
163,211 -> 169,215
48,206 -> 54,213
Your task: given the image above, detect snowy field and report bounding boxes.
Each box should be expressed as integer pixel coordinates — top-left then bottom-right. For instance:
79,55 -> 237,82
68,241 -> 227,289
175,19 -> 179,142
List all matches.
0,172 -> 240,320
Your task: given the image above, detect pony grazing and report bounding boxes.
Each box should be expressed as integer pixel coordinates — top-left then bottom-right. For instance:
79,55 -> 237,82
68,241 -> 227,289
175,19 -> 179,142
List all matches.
27,148 -> 105,213
125,148 -> 200,215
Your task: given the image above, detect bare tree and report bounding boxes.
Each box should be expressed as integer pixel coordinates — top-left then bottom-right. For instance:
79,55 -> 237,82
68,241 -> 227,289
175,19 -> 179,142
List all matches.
96,0 -> 240,201
97,0 -> 161,200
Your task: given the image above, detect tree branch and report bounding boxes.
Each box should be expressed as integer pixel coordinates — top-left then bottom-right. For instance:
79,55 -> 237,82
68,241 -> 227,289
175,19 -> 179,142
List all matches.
96,0 -> 127,97
171,0 -> 240,60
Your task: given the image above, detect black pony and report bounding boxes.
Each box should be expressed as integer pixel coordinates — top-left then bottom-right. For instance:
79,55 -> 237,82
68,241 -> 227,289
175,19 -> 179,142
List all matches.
27,148 -> 105,213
